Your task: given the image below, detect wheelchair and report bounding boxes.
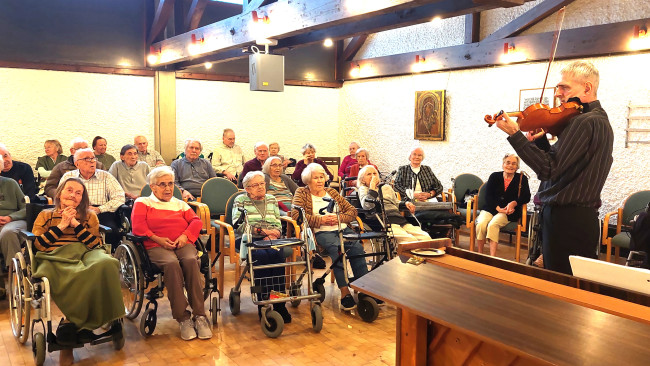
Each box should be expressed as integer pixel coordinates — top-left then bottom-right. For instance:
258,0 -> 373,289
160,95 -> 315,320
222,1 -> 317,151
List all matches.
8,227 -> 124,366
114,233 -> 220,337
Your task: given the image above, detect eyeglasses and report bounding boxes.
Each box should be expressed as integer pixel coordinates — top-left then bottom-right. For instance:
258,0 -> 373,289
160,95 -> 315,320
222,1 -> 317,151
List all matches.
248,182 -> 266,189
270,164 -> 283,168
155,182 -> 175,188
79,157 -> 97,163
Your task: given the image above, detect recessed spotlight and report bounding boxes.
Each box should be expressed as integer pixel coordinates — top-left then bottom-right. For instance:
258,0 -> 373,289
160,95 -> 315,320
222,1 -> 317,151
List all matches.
323,38 -> 333,47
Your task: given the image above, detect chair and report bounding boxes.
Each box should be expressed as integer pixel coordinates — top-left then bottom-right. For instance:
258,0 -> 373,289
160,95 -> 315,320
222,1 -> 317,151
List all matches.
602,190 -> 650,263
444,173 -> 483,245
467,183 -> 527,262
319,156 -> 341,190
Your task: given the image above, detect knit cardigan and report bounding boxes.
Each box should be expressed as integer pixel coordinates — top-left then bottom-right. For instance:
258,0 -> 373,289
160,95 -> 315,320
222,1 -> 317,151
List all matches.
290,187 -> 357,229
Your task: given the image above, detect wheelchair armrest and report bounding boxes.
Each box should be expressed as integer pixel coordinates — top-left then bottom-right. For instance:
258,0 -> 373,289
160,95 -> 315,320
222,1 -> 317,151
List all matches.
126,233 -> 148,243
19,229 -> 36,241
99,225 -> 112,234
343,176 -> 358,182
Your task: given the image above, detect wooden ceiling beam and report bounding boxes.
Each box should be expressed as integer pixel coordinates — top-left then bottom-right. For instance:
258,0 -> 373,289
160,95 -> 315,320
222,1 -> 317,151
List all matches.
186,0 -> 208,31
473,0 -> 524,7
148,0 -> 176,44
340,35 -> 368,62
483,0 -> 576,42
464,12 -> 480,44
340,18 -> 649,80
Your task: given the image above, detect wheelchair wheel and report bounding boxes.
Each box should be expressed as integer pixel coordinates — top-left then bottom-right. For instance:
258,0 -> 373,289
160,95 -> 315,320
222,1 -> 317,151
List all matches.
112,319 -> 125,350
211,297 -> 219,326
115,243 -> 144,320
261,310 -> 284,338
33,331 -> 46,366
290,284 -> 301,307
229,289 -> 241,315
357,296 -> 379,323
311,304 -> 323,333
8,257 -> 31,344
139,308 -> 157,337
312,279 -> 326,303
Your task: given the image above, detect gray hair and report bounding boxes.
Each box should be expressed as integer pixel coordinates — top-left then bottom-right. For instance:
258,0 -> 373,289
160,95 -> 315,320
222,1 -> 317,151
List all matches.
242,171 -> 265,188
503,153 -> 520,170
301,143 -> 316,155
301,163 -> 326,185
73,148 -> 94,162
184,138 -> 203,151
357,165 -> 378,188
69,137 -> 87,149
262,156 -> 282,175
147,166 -> 175,185
561,60 -> 599,95
254,141 -> 268,151
355,147 -> 369,159
222,128 -> 234,137
349,141 -> 359,149
409,147 -> 425,160
133,135 -> 147,143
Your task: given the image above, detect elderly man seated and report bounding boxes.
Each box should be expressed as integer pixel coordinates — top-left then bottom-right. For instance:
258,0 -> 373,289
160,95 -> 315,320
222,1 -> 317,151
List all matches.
134,135 -> 166,168
45,138 -> 105,198
0,157 -> 27,300
171,139 -> 216,201
60,148 -> 125,245
109,144 -> 151,200
0,143 -> 38,201
212,128 -> 244,183
238,142 -> 269,188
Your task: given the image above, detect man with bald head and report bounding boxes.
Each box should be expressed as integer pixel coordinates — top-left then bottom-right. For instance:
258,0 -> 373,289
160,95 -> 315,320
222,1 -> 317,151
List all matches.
134,135 -> 165,168
0,143 -> 37,201
238,142 -> 269,188
44,137 -> 105,198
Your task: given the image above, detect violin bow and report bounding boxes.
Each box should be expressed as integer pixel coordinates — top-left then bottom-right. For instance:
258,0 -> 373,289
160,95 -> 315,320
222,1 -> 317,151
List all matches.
539,7 -> 567,103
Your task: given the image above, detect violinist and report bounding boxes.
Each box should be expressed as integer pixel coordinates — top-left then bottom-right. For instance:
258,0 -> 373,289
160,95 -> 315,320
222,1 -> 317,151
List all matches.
494,60 -> 613,275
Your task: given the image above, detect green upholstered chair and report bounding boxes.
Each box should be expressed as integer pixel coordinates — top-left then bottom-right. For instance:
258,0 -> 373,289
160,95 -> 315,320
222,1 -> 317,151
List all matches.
445,174 -> 483,245
602,190 -> 650,263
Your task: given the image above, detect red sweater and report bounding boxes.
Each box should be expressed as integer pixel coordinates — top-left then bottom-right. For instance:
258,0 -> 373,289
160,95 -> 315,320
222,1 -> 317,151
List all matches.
131,195 -> 202,250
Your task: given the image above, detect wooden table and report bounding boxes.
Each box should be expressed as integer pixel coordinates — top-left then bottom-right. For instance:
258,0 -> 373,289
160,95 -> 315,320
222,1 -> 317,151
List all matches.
351,248 -> 650,366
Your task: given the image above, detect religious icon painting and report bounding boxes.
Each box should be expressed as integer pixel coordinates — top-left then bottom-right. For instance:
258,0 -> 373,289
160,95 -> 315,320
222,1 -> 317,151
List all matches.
414,90 -> 446,141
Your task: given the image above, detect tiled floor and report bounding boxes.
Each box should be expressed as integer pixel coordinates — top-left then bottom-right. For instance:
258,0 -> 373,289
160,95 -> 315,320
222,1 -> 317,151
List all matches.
0,231 -> 528,365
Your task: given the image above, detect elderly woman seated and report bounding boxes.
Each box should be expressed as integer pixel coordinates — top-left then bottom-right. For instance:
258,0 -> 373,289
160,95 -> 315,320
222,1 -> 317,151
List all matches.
36,139 -> 67,187
475,154 -> 530,256
345,148 -> 378,190
291,163 -> 369,310
233,171 -> 292,323
357,166 -> 431,244
31,177 -> 124,358
131,166 -> 212,341
263,156 -> 298,214
291,143 -> 333,187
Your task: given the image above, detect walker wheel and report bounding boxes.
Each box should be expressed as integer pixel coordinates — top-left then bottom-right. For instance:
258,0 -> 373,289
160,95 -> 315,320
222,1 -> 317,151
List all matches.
229,289 -> 241,315
311,304 -> 323,333
139,308 -> 157,337
211,297 -> 219,326
357,296 -> 379,323
261,310 -> 284,338
33,332 -> 46,366
313,280 -> 326,303
290,284 -> 301,307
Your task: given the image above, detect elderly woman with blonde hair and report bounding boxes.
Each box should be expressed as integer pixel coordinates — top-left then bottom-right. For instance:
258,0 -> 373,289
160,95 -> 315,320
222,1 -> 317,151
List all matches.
357,165 -> 430,244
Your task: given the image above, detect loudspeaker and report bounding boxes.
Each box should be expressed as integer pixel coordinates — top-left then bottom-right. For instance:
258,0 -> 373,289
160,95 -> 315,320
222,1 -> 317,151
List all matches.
249,53 -> 284,92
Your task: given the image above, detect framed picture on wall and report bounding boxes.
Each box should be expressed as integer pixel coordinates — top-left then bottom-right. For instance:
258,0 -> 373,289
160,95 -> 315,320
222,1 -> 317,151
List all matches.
519,87 -> 556,111
414,90 -> 445,141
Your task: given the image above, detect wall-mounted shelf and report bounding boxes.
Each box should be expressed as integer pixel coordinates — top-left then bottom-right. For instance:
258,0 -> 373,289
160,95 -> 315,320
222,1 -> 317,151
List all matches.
625,104 -> 650,148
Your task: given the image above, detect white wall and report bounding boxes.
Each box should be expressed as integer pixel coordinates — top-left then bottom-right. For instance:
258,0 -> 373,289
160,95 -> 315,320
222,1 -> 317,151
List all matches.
0,68 -> 154,165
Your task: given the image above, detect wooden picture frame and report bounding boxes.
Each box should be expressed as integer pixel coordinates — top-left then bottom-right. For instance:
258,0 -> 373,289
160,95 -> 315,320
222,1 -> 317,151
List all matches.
519,87 -> 556,111
414,90 -> 445,141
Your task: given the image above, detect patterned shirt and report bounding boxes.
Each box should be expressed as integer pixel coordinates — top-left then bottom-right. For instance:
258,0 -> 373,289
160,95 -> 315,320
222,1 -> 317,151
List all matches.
393,164 -> 443,202
232,194 -> 282,260
137,149 -> 166,168
170,157 -> 216,196
267,179 -> 293,210
60,169 -> 125,213
212,143 -> 245,175
108,161 -> 151,196
32,210 -> 101,251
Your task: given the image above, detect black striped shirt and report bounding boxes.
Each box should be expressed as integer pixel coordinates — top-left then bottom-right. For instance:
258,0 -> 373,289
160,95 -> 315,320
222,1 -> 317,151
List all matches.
508,100 -> 613,207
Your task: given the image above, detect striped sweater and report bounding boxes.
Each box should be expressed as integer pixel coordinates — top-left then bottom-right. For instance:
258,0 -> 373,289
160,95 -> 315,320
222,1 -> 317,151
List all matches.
32,210 -> 101,252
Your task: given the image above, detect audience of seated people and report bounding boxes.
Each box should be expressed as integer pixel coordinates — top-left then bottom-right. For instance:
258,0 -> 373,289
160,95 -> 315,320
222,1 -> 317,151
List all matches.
171,138 -> 216,201
345,148 -> 378,189
45,138 -> 105,198
92,135 -> 116,168
59,148 -> 125,246
233,171 -> 292,323
357,165 -> 431,244
0,157 -> 27,300
131,166 -> 212,341
134,135 -> 166,168
212,128 -> 244,183
32,177 -> 125,360
475,154 -> 531,256
36,139 -> 67,189
262,156 -> 298,214
339,141 -> 359,178
269,142 -> 291,173
292,143 -> 333,187
238,142 -> 269,188
0,143 -> 38,201
109,144 -> 150,200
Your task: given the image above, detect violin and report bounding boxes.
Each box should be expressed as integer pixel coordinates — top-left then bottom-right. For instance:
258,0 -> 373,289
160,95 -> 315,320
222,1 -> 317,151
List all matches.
484,99 -> 583,136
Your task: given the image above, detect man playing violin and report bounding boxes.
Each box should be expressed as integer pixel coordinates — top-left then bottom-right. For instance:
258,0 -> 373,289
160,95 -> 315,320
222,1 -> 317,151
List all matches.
495,60 -> 614,275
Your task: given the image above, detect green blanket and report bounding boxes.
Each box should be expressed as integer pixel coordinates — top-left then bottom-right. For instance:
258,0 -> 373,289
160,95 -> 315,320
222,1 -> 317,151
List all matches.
33,242 -> 125,330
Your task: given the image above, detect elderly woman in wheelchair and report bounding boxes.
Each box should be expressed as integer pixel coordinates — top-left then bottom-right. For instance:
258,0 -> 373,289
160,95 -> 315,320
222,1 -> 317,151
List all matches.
130,166 -> 213,341
10,177 -> 125,365
357,165 -> 431,244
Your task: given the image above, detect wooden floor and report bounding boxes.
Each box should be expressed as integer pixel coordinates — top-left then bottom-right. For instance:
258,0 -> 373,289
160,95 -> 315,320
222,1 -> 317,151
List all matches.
0,230 -> 528,366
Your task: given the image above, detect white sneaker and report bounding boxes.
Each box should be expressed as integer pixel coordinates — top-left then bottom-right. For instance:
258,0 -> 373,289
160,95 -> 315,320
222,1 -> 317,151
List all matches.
194,316 -> 213,339
179,319 -> 197,341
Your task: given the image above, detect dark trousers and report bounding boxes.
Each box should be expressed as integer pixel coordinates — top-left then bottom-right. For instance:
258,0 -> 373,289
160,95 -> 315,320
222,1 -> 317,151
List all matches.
541,205 -> 599,275
97,211 -> 120,246
251,248 -> 285,301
